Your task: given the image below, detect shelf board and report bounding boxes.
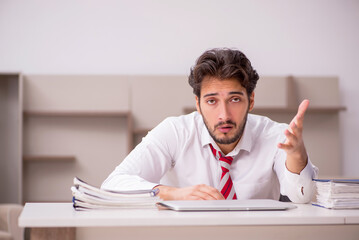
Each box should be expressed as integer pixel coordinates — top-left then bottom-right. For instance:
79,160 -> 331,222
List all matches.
252,106 -> 347,114
184,106 -> 346,115
23,110 -> 130,118
0,72 -> 21,76
23,155 -> 76,162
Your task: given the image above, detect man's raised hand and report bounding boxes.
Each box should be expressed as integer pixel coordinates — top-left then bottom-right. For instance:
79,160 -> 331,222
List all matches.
278,99 -> 309,174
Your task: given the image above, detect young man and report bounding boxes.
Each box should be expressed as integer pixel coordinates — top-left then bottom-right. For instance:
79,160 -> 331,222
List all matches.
102,48 -> 318,203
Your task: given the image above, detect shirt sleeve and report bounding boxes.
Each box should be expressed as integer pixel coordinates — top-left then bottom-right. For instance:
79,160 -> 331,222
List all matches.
101,118 -> 177,191
274,148 -> 319,203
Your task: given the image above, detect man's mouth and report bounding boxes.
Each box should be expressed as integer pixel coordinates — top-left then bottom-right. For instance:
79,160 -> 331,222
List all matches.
217,124 -> 234,133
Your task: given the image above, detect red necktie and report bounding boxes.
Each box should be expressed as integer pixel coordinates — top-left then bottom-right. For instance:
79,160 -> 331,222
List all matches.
209,144 -> 237,200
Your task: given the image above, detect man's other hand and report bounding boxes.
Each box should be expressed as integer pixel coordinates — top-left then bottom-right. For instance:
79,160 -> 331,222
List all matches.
154,184 -> 225,200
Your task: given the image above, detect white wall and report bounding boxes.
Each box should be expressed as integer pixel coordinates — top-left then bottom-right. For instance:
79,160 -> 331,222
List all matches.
1,0 -> 358,176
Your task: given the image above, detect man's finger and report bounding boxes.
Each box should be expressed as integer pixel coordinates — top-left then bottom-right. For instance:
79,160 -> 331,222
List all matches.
277,142 -> 293,151
289,99 -> 309,129
191,191 -> 216,200
199,185 -> 224,200
288,121 -> 302,138
284,128 -> 298,145
295,99 -> 309,125
188,196 -> 204,200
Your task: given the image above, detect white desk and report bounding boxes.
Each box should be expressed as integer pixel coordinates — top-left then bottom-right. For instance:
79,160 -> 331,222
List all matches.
19,203 -> 359,240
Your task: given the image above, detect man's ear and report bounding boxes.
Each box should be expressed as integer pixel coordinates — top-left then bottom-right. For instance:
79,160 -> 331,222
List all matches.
249,92 -> 255,112
195,96 -> 201,114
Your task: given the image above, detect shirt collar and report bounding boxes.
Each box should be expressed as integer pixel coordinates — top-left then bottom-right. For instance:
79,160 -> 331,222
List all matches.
200,114 -> 253,156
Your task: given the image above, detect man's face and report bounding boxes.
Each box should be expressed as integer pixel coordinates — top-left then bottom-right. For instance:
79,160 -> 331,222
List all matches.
196,77 -> 254,150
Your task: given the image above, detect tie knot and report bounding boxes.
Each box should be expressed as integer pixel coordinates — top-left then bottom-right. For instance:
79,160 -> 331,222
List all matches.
219,155 -> 233,165
209,144 -> 233,167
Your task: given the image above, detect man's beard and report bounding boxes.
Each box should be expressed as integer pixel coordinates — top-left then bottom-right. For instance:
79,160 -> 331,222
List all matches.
202,112 -> 248,145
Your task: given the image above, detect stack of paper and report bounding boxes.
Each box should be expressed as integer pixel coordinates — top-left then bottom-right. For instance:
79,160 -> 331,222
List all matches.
313,179 -> 359,209
71,177 -> 160,211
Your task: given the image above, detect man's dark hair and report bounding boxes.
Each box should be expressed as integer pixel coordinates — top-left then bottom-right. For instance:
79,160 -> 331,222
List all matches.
188,48 -> 259,98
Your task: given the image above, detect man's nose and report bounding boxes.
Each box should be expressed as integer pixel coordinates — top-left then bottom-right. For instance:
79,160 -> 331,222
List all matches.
218,102 -> 231,121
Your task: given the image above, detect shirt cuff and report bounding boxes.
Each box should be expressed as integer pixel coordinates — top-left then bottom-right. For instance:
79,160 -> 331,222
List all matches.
284,158 -> 318,203
285,158 -> 317,184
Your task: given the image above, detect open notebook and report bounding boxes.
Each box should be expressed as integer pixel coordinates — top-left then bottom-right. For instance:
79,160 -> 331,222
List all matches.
157,199 -> 297,211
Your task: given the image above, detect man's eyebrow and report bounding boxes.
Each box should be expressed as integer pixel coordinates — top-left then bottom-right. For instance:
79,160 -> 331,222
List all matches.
229,91 -> 245,96
203,91 -> 245,98
203,93 -> 218,98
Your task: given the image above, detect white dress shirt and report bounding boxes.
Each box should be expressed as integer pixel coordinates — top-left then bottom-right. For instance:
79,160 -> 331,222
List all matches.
102,112 -> 318,203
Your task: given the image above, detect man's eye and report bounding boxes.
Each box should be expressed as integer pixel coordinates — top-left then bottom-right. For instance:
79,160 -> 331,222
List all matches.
207,99 -> 216,105
232,98 -> 241,102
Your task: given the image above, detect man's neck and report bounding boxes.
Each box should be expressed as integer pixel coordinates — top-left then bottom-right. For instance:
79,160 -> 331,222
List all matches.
217,140 -> 239,155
